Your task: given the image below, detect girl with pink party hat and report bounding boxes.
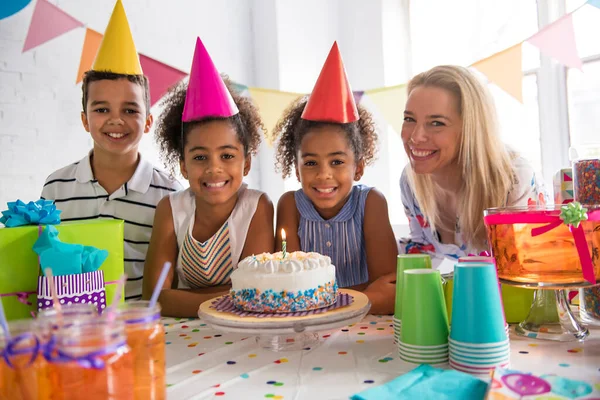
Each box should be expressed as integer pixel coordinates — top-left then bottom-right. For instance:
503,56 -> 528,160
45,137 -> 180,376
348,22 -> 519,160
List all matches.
143,38 -> 274,317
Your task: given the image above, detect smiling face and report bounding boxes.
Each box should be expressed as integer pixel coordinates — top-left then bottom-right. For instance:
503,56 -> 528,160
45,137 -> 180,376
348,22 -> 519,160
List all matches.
81,78 -> 152,158
401,85 -> 462,175
295,125 -> 364,219
180,119 -> 250,206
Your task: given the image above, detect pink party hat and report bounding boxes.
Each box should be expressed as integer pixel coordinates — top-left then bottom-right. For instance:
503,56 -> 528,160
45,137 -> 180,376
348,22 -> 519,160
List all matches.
182,37 -> 238,122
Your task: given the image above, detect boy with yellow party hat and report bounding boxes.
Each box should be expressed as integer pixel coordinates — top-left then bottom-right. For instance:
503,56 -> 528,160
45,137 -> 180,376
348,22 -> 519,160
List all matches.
41,0 -> 182,300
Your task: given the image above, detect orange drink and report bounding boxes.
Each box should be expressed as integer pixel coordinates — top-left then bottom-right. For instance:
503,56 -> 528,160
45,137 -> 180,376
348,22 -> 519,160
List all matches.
0,319 -> 51,400
117,301 -> 165,400
484,206 -> 600,286
34,303 -> 99,398
52,319 -> 134,399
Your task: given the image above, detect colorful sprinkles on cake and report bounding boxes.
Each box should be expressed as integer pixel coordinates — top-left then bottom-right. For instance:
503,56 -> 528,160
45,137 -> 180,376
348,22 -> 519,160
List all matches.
230,281 -> 338,313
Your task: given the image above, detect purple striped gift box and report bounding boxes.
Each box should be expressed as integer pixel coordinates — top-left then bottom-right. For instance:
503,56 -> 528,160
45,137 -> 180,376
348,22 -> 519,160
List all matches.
37,270 -> 106,314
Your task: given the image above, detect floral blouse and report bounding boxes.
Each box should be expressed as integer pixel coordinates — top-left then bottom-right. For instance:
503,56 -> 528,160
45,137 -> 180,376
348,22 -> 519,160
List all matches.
398,156 -> 547,261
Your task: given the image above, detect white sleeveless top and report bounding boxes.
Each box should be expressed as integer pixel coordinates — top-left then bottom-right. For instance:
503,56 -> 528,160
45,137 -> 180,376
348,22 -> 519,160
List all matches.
169,183 -> 263,289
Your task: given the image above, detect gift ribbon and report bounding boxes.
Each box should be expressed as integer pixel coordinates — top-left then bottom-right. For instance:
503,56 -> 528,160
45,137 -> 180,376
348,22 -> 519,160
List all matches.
484,210 -> 600,284
0,291 -> 35,306
123,313 -> 160,325
467,251 -> 491,257
1,333 -> 40,369
43,335 -> 126,370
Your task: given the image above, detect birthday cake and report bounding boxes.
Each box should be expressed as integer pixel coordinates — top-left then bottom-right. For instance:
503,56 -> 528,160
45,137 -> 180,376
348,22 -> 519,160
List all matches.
229,251 -> 338,313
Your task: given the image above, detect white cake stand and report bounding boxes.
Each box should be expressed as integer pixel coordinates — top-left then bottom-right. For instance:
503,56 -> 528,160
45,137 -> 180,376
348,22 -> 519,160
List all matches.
198,289 -> 371,351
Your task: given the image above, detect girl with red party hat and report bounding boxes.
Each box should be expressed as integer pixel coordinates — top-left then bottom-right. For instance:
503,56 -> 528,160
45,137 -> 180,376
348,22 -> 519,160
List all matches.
143,38 -> 274,317
273,42 -> 397,314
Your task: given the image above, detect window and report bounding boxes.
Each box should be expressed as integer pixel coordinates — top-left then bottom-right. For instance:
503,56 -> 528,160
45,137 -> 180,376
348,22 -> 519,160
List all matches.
406,0 -> 543,184
567,0 -> 600,146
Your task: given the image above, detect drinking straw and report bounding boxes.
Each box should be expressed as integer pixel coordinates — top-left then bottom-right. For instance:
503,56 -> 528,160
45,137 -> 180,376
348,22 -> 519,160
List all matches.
149,262 -> 172,308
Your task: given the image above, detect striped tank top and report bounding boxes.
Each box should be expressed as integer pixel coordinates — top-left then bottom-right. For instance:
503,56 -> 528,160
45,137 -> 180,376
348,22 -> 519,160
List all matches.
295,184 -> 372,288
170,184 -> 263,289
180,221 -> 233,288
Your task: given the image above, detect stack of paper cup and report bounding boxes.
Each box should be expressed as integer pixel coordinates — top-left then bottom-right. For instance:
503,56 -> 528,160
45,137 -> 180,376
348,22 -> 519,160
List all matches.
398,269 -> 449,364
394,254 -> 432,344
449,261 -> 510,375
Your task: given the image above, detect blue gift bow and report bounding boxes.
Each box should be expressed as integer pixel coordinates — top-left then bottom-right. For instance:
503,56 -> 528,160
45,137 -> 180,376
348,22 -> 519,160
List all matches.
1,332 -> 41,369
43,335 -> 126,370
0,199 -> 61,227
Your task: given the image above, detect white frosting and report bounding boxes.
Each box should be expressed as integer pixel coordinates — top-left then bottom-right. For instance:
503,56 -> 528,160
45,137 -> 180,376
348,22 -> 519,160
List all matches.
231,251 -> 336,292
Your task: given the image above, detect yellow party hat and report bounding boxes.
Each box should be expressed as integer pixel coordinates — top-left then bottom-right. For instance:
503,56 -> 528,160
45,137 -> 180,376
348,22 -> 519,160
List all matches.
92,0 -> 142,74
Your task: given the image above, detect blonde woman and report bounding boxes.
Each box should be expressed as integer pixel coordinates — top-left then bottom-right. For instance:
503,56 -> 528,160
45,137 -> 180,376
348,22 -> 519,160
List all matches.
399,65 -> 546,259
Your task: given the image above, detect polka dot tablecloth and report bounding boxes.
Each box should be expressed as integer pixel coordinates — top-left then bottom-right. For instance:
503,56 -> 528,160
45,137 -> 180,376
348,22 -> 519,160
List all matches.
164,315 -> 600,399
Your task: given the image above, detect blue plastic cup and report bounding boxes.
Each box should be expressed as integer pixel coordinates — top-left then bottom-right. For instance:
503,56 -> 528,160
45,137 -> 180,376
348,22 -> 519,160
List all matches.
450,262 -> 508,343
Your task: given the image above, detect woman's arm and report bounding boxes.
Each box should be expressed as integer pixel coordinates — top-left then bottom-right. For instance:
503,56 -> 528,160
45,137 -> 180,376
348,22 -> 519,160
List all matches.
239,193 -> 276,258
275,191 -> 301,252
362,189 -> 398,314
142,197 -> 232,317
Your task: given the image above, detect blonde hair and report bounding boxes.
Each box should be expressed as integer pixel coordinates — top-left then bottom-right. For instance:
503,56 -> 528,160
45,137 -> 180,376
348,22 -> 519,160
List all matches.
406,65 -> 515,249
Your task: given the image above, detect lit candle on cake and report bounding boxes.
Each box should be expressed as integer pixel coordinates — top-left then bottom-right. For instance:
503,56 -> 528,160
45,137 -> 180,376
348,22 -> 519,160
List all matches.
281,228 -> 287,258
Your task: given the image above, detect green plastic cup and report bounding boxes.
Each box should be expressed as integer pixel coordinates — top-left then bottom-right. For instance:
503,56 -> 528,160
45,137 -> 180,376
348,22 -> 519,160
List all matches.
395,254 -> 432,318
400,269 -> 449,346
442,273 -> 454,321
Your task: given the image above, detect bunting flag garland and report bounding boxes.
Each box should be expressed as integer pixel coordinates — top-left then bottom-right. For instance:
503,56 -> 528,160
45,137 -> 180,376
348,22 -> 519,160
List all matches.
140,55 -> 188,107
364,84 -> 407,135
472,43 -> 523,103
353,90 -> 365,105
526,13 -> 583,70
588,0 -> 600,9
22,0 -> 83,52
248,87 -> 302,145
12,0 -> 598,136
76,29 -> 102,84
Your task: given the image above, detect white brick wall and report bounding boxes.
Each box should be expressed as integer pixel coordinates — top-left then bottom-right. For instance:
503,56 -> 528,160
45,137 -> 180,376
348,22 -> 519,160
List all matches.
0,0 -> 255,207
0,0 -> 412,229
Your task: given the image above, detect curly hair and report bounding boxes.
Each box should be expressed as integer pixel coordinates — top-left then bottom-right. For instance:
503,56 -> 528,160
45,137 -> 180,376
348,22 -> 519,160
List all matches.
155,76 -> 264,174
273,96 -> 378,178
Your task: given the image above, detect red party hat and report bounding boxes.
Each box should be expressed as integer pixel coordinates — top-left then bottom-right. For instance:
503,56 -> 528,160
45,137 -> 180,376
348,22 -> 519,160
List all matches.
301,42 -> 359,123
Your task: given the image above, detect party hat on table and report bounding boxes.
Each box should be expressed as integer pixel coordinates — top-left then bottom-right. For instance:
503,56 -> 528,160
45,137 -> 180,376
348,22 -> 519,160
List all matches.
301,41 -> 359,123
92,0 -> 142,75
182,37 -> 239,122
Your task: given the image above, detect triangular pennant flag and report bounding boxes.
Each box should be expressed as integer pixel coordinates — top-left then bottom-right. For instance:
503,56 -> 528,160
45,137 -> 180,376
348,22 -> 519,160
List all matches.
183,37 -> 238,121
232,82 -> 249,94
76,29 -> 103,83
567,189 -> 574,196
139,54 -> 187,107
93,0 -> 142,74
471,43 -> 523,103
527,14 -> 582,70
587,0 -> 600,10
353,90 -> 365,105
248,87 -> 302,146
23,0 -> 83,52
564,172 -> 573,182
364,84 -> 407,135
302,42 -> 359,123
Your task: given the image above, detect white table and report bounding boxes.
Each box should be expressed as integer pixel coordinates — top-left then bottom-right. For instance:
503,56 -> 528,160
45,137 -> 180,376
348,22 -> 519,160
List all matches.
164,315 -> 600,400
